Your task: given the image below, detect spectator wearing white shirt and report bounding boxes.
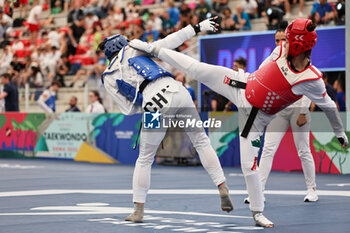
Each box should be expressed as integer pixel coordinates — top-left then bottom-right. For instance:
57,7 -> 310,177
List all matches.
86,90 -> 105,113
149,12 -> 162,31
85,11 -> 99,28
0,46 -> 13,75
11,36 -> 24,51
27,0 -> 42,45
48,28 -> 61,48
242,0 -> 258,19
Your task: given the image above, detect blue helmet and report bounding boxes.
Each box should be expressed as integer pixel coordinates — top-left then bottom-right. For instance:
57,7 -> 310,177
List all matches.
102,34 -> 129,60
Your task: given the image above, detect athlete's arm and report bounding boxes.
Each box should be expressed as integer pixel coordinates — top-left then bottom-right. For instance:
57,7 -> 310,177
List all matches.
37,90 -> 53,113
292,79 -> 348,146
152,18 -> 218,50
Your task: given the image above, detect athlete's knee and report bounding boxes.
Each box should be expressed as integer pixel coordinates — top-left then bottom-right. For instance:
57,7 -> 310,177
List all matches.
191,132 -> 211,150
241,161 -> 259,176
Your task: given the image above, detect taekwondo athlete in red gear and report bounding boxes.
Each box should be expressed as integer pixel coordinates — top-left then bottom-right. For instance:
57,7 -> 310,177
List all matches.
129,18 -> 348,227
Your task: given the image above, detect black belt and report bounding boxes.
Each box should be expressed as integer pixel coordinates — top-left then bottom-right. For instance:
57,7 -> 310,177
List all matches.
139,79 -> 152,94
226,79 -> 257,138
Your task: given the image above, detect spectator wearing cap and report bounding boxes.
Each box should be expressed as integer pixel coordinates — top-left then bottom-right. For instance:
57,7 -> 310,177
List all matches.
0,73 -> 19,112
233,5 -> 251,31
65,96 -> 81,112
310,0 -> 334,24
27,0 -> 42,45
195,0 -> 211,21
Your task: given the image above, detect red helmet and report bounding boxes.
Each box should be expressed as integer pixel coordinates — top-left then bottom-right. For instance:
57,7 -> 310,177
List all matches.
285,18 -> 317,57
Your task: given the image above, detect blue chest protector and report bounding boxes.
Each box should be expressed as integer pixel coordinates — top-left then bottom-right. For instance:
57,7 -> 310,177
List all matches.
106,56 -> 173,106
45,95 -> 56,112
128,56 -> 173,80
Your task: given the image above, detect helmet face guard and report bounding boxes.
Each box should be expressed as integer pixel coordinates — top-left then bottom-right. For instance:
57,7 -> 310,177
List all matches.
285,18 -> 317,58
102,34 -> 129,60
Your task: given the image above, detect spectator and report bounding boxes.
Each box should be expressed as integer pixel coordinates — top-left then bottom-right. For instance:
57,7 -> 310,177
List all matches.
310,74 -> 339,112
211,93 -> 230,111
41,46 -> 61,83
167,0 -> 180,25
310,0 -> 334,24
0,45 -> 12,74
335,0 -> 345,25
0,73 -> 19,112
85,11 -> 99,29
11,36 -> 24,51
52,0 -> 63,14
160,11 -> 175,38
27,0 -> 42,45
142,22 -> 159,42
9,55 -> 24,85
19,0 -> 29,18
288,0 -> 304,17
242,0 -> 258,19
48,28 -> 61,48
177,2 -> 192,29
175,71 -> 197,108
221,8 -> 236,31
66,14 -> 86,56
55,54 -> 71,87
149,12 -> 162,31
195,0 -> 211,21
233,5 -> 251,31
265,2 -> 285,30
86,90 -> 105,113
212,0 -> 228,14
37,81 -> 61,113
67,1 -> 84,24
26,62 -> 44,88
65,96 -> 81,112
0,8 -> 13,35
233,57 -> 247,71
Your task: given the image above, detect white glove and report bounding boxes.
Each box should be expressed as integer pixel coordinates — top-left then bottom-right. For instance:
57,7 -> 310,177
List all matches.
129,39 -> 156,55
194,17 -> 219,33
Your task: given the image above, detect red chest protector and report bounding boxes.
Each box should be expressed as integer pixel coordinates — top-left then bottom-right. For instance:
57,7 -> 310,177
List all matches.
245,43 -> 322,115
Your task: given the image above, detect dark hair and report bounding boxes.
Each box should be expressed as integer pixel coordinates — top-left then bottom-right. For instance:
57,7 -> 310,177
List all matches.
90,90 -> 103,104
51,80 -> 62,87
1,73 -> 12,81
235,57 -> 247,68
98,40 -> 106,52
71,96 -> 78,101
300,23 -> 317,59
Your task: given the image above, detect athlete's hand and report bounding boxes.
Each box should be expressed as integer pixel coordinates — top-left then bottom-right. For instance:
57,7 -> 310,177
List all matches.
296,114 -> 307,127
194,16 -> 220,34
337,133 -> 349,148
129,39 -> 156,55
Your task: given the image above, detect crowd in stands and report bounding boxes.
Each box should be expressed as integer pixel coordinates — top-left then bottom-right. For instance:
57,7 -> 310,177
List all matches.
0,0 -> 346,113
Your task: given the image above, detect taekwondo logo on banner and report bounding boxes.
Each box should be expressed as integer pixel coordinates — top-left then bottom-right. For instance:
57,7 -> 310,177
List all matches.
143,111 -> 161,129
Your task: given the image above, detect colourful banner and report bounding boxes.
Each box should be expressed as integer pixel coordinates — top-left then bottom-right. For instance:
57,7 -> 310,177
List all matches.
1,112 -> 350,174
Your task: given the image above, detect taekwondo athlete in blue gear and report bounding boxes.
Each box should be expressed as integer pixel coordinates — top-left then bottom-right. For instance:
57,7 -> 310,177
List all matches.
99,17 -> 234,223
